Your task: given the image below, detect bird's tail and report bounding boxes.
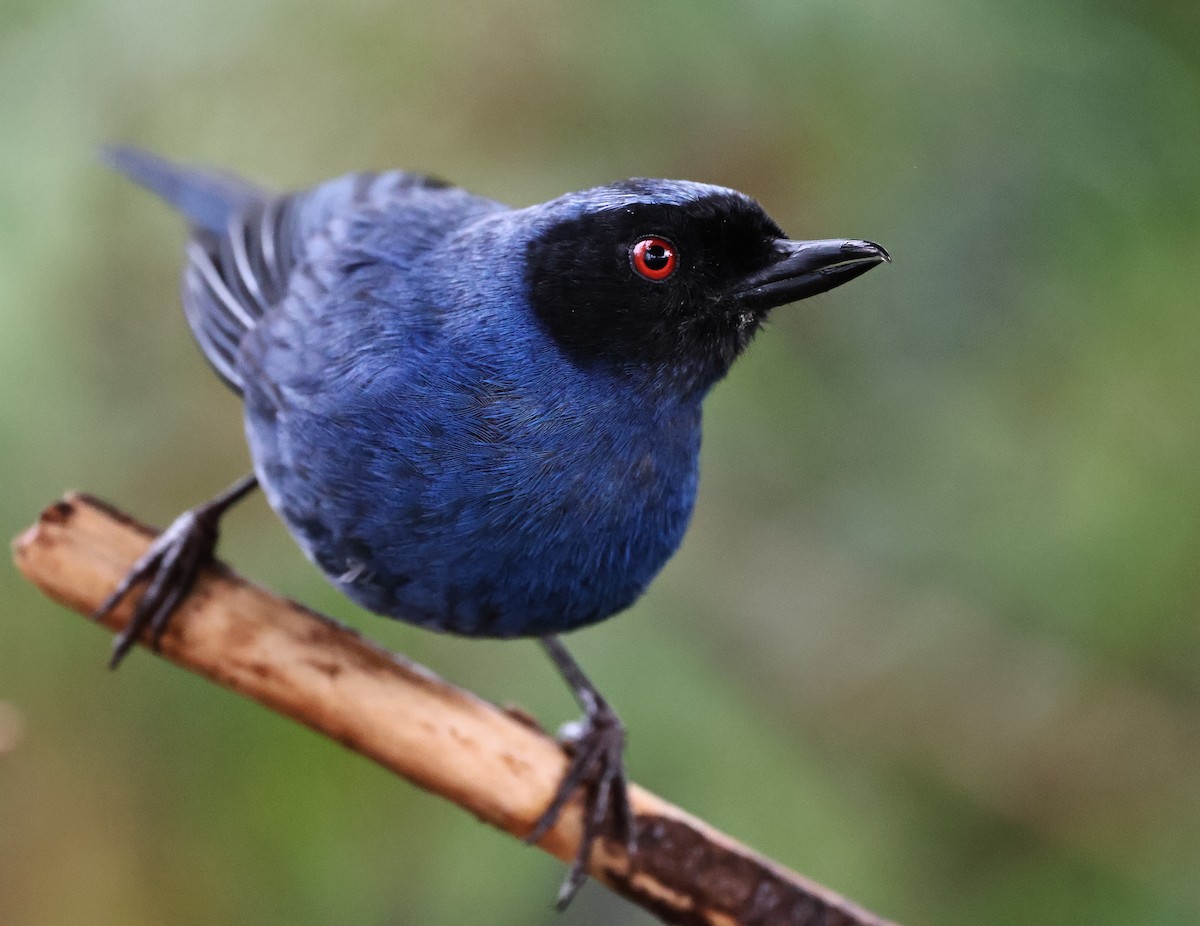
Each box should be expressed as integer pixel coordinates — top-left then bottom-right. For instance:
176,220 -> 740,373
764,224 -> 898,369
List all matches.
104,146 -> 289,394
102,145 -> 266,234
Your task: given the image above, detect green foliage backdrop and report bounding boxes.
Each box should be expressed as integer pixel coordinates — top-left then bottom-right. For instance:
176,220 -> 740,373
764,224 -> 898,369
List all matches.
1,1 -> 1197,923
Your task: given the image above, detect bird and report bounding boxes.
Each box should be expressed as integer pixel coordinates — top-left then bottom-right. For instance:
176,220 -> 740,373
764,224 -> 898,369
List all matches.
98,146 -> 889,907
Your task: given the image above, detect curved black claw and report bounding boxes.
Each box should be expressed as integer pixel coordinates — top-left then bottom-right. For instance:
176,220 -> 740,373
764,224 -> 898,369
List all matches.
95,475 -> 257,668
528,638 -> 637,909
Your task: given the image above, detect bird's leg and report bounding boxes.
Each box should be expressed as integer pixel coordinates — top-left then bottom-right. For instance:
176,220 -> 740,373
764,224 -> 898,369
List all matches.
96,474 -> 259,669
526,636 -> 635,909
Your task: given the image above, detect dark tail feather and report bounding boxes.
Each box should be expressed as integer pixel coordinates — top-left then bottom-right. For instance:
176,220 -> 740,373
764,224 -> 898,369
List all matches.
101,145 -> 266,234
104,146 -> 288,395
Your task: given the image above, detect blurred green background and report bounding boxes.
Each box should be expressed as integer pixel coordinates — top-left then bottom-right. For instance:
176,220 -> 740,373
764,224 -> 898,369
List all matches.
2,1 -> 1198,923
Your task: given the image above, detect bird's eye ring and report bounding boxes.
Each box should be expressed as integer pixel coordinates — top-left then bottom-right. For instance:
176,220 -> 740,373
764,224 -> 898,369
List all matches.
630,236 -> 678,281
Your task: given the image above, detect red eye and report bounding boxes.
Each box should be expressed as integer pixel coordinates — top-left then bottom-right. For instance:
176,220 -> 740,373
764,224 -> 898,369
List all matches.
630,236 -> 678,281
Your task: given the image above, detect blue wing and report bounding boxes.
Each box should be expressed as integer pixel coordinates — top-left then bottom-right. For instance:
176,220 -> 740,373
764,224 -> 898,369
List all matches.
106,146 -> 461,393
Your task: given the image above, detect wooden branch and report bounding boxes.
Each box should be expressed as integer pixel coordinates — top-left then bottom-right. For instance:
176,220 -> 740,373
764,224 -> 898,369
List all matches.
13,493 -> 899,926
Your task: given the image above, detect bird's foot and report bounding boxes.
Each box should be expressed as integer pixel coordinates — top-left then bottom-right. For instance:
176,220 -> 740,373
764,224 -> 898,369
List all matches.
525,697 -> 635,909
96,504 -> 220,668
95,475 -> 257,668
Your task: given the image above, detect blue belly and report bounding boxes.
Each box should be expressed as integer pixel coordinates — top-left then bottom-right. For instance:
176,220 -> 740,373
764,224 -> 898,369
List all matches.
241,336 -> 702,638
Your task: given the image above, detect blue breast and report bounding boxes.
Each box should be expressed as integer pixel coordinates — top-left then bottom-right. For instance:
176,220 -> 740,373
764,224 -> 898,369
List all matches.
238,208 -> 704,638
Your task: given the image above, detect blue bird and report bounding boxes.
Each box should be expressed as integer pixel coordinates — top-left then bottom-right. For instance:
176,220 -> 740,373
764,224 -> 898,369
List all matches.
98,146 -> 888,905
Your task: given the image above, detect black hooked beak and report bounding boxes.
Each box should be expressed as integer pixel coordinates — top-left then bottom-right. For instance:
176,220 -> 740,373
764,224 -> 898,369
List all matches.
733,238 -> 890,311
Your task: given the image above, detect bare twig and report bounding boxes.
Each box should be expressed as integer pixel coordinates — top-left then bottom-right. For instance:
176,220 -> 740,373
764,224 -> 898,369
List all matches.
12,493 -> 899,926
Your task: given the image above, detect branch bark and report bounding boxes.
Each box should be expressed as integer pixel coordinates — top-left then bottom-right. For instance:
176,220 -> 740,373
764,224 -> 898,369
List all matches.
13,493 -> 899,926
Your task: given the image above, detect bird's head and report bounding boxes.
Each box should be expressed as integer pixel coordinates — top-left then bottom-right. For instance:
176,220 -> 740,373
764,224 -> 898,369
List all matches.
523,179 -> 888,396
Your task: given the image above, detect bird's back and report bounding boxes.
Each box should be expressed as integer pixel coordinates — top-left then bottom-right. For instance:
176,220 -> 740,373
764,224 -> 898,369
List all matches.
106,147 -> 497,392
